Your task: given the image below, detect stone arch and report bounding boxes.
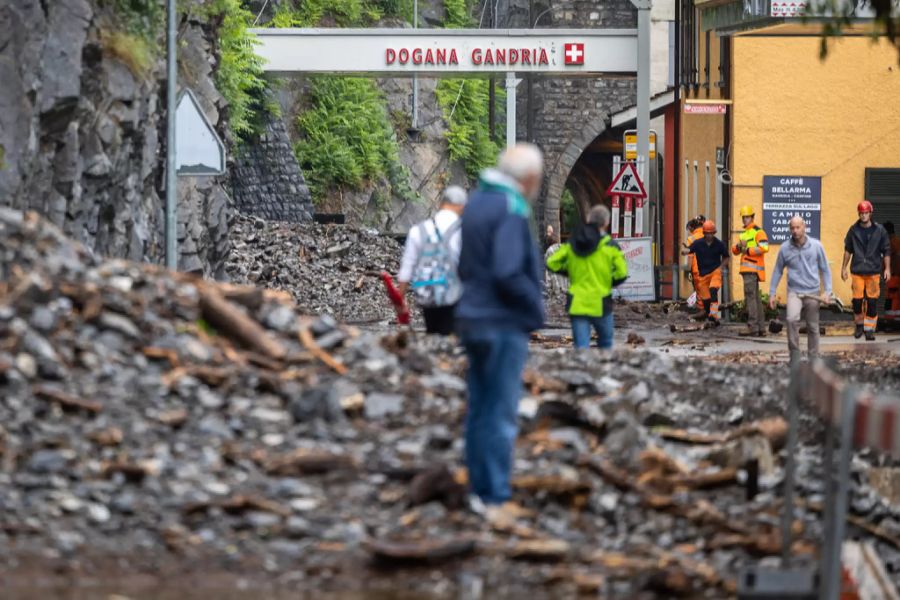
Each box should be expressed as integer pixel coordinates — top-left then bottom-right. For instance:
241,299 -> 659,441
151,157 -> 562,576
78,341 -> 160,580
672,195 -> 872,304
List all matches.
542,118 -> 608,232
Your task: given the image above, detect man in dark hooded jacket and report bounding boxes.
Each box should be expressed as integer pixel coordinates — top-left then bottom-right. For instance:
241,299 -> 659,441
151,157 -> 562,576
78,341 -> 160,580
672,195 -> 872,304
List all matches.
546,205 -> 628,349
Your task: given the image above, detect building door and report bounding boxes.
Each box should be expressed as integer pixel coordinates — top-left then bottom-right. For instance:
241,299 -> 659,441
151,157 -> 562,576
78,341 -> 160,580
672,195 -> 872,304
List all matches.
865,168 -> 900,311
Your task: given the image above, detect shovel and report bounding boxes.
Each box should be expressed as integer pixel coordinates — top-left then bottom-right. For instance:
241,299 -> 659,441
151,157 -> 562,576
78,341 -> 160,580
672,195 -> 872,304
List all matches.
796,293 -> 848,314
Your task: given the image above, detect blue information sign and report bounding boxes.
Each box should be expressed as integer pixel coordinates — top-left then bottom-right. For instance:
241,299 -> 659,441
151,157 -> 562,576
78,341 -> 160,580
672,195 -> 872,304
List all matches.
762,176 -> 821,244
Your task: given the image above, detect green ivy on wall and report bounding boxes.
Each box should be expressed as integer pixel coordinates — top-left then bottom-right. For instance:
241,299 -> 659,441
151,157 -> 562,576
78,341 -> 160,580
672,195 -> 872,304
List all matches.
200,0 -> 268,141
276,0 -> 417,206
436,0 -> 503,180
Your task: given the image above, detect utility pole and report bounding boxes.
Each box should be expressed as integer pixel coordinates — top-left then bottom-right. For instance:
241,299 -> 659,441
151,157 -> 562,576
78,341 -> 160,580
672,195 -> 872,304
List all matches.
631,0 -> 652,238
165,0 -> 177,270
411,0 -> 419,131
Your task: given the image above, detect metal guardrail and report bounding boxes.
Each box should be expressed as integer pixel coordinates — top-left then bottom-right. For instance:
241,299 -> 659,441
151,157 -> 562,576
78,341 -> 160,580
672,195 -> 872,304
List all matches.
741,360 -> 899,599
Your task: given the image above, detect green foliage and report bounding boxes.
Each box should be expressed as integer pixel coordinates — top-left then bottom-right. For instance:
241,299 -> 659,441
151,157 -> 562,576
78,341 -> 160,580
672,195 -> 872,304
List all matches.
560,189 -> 580,234
101,0 -> 165,39
804,0 -> 900,62
267,0 -> 413,28
294,77 -> 414,205
436,79 -> 500,180
193,0 -> 268,141
435,0 -> 502,180
101,30 -> 155,77
443,0 -> 473,27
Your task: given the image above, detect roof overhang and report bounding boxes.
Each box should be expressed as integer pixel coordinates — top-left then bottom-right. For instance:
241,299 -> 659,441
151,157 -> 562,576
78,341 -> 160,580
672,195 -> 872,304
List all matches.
610,89 -> 676,128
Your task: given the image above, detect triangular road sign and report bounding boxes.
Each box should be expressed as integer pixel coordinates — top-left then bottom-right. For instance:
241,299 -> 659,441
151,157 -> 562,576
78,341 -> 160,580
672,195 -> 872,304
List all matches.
606,162 -> 647,198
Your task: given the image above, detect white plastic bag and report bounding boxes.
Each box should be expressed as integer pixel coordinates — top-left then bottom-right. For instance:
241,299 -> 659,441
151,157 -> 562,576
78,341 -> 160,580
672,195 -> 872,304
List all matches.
687,292 -> 698,308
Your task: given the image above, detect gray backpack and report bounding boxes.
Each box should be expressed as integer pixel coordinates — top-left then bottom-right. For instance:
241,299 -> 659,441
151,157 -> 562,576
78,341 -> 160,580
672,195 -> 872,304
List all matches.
411,218 -> 462,307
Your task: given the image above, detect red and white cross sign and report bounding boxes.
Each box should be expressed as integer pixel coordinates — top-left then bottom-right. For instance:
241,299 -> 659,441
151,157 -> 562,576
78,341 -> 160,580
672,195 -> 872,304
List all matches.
564,43 -> 584,65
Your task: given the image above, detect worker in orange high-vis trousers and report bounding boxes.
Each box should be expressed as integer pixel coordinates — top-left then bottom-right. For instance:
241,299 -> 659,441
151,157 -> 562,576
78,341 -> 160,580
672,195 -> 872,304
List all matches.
682,215 -> 706,312
841,200 -> 891,341
682,220 -> 730,327
732,206 -> 770,337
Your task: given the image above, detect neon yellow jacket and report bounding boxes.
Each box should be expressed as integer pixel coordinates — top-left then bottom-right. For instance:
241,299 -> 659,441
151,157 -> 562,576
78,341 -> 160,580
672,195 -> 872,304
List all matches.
546,228 -> 628,317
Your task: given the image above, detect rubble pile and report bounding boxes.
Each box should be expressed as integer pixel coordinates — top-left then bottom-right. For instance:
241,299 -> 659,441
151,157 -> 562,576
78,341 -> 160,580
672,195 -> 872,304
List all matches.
226,214 -> 403,323
2,208 -> 900,597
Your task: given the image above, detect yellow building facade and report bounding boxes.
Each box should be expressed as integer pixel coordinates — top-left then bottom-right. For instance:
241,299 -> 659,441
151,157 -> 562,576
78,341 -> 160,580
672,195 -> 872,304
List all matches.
679,8 -> 900,303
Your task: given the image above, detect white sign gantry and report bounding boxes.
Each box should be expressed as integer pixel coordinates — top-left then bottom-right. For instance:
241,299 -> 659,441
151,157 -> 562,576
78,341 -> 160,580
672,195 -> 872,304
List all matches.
248,28 -> 638,75
249,27 -> 639,149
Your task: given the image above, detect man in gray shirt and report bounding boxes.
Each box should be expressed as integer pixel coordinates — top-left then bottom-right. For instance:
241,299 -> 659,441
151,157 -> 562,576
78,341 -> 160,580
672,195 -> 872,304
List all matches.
768,215 -> 833,364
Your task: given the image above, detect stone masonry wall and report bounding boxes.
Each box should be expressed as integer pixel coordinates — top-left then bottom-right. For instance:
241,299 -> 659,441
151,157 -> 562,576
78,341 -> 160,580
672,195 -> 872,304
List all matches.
230,115 -> 314,223
500,0 -> 638,230
0,0 -> 231,277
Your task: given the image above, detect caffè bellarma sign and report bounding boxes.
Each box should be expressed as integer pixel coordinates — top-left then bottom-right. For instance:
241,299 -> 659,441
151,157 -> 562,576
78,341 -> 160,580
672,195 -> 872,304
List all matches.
249,28 -> 638,75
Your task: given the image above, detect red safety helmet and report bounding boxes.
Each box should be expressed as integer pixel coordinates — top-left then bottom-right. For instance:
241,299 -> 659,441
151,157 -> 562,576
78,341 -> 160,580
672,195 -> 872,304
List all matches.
857,200 -> 874,214
702,220 -> 717,234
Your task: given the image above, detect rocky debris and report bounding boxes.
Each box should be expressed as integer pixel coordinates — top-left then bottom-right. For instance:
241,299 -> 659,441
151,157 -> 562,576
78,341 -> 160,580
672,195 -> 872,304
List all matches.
3,210 -> 900,596
226,213 -> 403,323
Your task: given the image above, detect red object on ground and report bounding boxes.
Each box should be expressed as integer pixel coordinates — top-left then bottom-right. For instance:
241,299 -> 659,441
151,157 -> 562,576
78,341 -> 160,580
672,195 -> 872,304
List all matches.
380,271 -> 410,325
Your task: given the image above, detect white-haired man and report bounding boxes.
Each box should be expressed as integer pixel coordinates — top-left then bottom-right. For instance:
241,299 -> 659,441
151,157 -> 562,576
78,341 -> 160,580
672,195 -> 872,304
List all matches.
456,143 -> 545,509
397,185 -> 468,335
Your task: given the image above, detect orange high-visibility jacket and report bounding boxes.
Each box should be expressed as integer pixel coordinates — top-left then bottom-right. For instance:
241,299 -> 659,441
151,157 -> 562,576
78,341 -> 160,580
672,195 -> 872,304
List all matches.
732,222 -> 769,281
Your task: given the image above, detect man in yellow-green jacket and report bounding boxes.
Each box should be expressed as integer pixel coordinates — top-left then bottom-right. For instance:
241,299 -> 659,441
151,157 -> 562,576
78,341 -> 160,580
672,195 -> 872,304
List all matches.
546,205 -> 628,349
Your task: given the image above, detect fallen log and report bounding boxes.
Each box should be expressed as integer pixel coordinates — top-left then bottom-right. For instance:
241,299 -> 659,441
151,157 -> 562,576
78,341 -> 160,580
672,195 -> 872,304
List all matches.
198,286 -> 287,360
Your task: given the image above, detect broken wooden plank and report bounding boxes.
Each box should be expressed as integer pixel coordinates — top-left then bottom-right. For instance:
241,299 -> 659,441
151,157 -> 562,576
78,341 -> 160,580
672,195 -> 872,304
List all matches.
33,385 -> 102,414
798,498 -> 900,550
512,474 -> 591,496
142,346 -> 180,367
182,494 -> 290,518
263,448 -> 356,476
365,537 -> 476,564
656,416 -> 788,450
298,326 -> 348,375
505,538 -> 571,561
198,286 -> 287,360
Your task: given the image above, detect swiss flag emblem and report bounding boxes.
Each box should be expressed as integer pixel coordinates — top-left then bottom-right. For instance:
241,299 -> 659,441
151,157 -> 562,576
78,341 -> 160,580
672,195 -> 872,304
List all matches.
564,43 -> 584,65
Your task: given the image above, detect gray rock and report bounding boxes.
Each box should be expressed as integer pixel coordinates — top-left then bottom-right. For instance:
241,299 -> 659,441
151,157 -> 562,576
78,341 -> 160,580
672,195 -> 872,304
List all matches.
29,307 -> 57,333
87,503 -> 111,524
285,516 -> 313,538
264,306 -> 297,333
27,449 -> 74,474
246,511 -> 282,530
98,312 -> 140,339
364,393 -> 404,419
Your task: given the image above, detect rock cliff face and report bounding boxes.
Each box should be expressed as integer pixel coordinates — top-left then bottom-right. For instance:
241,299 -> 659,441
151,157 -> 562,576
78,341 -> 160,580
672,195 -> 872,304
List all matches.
0,0 -> 231,277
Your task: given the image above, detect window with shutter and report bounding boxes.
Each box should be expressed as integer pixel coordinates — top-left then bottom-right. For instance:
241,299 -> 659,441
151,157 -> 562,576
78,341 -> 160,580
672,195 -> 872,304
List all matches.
865,168 -> 900,227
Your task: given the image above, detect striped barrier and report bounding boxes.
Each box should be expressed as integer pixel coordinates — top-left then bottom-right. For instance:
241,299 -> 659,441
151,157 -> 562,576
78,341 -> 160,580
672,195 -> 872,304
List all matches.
800,361 -> 900,459
792,361 -> 900,600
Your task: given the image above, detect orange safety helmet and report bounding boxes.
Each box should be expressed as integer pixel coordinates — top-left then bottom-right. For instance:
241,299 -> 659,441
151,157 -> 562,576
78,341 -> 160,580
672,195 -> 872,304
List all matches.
702,220 -> 717,234
857,200 -> 874,214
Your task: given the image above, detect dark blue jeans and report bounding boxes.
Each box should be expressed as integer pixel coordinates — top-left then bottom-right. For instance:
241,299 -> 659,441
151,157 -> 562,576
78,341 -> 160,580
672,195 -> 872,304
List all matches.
571,313 -> 614,349
461,328 -> 530,505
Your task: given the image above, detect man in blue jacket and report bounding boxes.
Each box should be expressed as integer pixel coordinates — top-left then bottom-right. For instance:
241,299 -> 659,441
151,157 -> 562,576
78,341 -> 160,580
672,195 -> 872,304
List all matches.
456,143 -> 545,509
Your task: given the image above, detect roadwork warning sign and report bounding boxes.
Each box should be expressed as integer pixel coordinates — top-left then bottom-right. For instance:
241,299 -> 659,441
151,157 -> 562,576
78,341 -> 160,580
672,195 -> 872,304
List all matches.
762,176 -> 821,244
606,162 -> 647,198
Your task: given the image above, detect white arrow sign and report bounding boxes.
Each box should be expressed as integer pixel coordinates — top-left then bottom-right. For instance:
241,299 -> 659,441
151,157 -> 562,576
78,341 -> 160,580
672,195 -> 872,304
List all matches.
176,89 -> 226,176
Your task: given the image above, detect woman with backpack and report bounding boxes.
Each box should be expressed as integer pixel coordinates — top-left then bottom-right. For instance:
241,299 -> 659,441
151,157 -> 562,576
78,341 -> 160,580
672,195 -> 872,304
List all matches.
396,186 -> 468,335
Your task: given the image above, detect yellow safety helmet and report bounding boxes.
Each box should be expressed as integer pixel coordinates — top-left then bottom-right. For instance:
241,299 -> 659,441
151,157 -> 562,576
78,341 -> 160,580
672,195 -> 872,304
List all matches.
739,205 -> 755,218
